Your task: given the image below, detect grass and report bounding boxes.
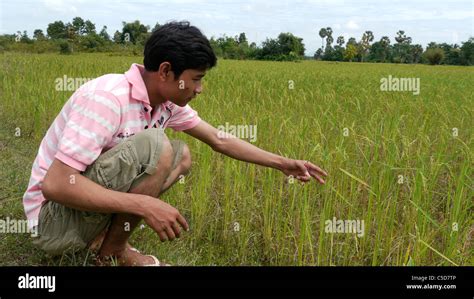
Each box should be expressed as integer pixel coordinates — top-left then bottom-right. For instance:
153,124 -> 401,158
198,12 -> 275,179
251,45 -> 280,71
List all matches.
0,53 -> 472,266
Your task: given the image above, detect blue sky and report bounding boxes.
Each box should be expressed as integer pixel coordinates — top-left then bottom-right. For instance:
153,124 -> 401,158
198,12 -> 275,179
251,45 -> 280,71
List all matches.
1,0 -> 472,55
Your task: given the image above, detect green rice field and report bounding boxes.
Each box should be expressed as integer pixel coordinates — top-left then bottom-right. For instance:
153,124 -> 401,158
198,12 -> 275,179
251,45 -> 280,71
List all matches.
0,53 -> 472,266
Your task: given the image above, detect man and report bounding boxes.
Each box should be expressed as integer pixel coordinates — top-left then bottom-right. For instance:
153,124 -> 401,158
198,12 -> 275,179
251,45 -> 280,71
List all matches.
23,21 -> 328,266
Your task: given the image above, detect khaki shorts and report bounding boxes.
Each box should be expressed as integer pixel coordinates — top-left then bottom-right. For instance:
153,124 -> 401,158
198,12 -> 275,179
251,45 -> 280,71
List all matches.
32,128 -> 185,255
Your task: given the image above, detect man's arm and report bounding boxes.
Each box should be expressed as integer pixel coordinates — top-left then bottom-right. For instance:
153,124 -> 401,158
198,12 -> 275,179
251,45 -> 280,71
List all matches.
184,120 -> 327,184
42,159 -> 189,234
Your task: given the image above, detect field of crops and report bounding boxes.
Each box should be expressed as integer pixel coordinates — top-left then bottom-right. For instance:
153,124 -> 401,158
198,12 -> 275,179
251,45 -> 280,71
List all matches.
0,53 -> 472,266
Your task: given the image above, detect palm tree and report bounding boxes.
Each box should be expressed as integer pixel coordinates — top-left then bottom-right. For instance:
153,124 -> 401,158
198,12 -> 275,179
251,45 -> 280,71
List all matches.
325,27 -> 333,38
395,30 -> 406,44
411,44 -> 423,63
364,31 -> 374,43
319,28 -> 327,51
380,36 -> 390,46
395,30 -> 412,63
361,31 -> 374,62
326,36 -> 334,48
325,27 -> 333,50
337,36 -> 345,47
380,36 -> 391,62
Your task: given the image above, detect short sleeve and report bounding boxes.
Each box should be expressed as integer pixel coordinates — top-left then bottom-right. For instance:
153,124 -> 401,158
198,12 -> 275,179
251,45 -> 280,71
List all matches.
166,104 -> 201,131
55,90 -> 121,171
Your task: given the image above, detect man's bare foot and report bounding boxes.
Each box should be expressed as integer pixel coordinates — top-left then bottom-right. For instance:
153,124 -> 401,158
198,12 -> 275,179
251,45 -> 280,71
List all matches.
90,228 -> 169,266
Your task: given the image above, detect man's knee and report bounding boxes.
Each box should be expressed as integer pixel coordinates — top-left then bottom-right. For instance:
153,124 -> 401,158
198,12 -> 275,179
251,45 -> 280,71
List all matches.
133,128 -> 174,177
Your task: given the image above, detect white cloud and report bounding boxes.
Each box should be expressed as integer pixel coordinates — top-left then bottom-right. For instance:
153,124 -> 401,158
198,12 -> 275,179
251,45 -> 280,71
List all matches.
42,0 -> 78,13
346,20 -> 360,30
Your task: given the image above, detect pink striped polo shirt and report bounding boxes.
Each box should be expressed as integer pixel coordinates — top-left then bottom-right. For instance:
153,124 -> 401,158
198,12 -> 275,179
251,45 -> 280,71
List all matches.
22,63 -> 201,229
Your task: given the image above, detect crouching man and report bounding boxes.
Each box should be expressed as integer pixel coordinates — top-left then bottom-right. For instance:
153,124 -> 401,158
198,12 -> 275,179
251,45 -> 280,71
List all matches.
22,21 -> 327,266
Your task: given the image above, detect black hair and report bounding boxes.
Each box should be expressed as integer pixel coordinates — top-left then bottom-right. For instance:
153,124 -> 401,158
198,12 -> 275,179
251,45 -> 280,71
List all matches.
144,21 -> 217,79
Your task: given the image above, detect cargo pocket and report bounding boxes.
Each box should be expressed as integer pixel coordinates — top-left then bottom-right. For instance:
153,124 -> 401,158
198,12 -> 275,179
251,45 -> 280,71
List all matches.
97,141 -> 141,192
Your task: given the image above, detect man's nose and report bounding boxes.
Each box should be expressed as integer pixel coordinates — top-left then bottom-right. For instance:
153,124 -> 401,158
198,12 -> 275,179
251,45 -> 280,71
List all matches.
194,83 -> 203,94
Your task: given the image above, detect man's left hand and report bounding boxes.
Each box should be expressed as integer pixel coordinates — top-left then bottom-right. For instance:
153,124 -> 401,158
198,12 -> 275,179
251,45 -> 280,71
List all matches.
280,159 -> 328,184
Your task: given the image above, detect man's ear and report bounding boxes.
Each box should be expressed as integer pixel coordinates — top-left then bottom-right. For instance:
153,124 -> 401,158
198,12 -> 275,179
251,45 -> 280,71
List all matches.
158,62 -> 172,81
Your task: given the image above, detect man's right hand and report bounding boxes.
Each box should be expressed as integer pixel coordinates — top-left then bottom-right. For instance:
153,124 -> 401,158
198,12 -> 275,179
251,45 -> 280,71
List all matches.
142,198 -> 189,241
43,159 -> 189,242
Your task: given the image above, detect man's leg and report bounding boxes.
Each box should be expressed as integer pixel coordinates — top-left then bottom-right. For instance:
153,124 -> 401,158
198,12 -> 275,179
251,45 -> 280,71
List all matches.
98,140 -> 192,265
160,142 -> 192,193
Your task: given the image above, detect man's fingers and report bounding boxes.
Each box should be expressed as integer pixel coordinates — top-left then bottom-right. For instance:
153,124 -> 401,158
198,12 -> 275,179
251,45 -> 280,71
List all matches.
165,226 -> 176,241
177,214 -> 189,232
296,175 -> 311,182
314,174 -> 325,184
306,161 -> 328,177
158,230 -> 168,242
306,169 -> 325,184
298,161 -> 310,176
171,222 -> 181,238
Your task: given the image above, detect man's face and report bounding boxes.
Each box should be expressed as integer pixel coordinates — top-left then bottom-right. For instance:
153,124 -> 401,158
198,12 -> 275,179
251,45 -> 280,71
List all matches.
168,69 -> 206,107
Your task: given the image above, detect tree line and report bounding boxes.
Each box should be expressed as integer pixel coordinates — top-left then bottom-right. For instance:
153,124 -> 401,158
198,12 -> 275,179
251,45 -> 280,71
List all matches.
0,18 -> 158,55
314,27 -> 473,65
1,18 -> 472,65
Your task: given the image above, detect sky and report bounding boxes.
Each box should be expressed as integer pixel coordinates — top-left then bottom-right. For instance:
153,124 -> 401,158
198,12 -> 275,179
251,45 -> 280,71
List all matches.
0,0 -> 473,55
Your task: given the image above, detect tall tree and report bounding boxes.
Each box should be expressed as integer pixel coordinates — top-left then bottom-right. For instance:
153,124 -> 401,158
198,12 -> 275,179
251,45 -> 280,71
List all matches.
411,44 -> 423,63
322,27 -> 334,60
121,20 -> 149,44
33,29 -> 46,40
20,30 -> 30,43
395,30 -> 407,44
379,36 -> 391,62
325,27 -> 333,49
238,32 -> 248,46
113,30 -> 122,43
333,36 -> 345,61
257,32 -> 305,60
72,17 -> 86,35
360,31 -> 374,62
344,44 -> 358,62
460,37 -> 474,65
47,21 -> 67,39
84,20 -> 96,35
318,28 -> 327,50
336,36 -> 345,47
394,30 -> 412,63
99,26 -> 110,41
278,32 -> 305,57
